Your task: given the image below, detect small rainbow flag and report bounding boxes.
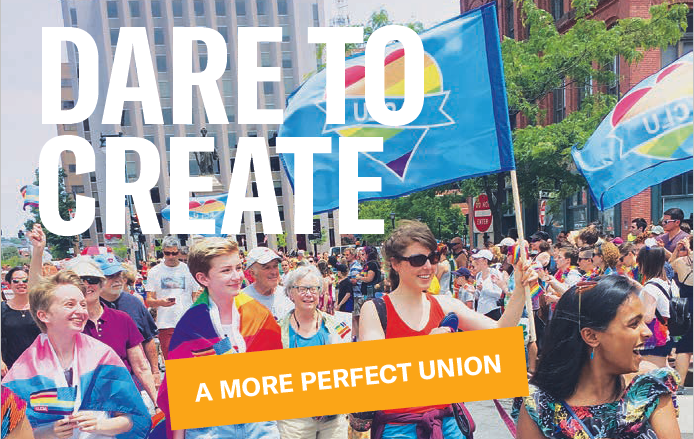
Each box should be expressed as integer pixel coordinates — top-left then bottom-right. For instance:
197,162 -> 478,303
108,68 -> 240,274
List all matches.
334,321 -> 351,339
29,387 -> 76,416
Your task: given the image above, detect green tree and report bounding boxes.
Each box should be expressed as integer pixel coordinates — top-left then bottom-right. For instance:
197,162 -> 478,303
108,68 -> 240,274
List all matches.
24,168 -> 77,259
112,239 -> 130,260
1,246 -> 19,260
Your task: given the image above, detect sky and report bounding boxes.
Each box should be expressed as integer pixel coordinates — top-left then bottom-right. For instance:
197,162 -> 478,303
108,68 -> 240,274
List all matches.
0,0 -> 461,238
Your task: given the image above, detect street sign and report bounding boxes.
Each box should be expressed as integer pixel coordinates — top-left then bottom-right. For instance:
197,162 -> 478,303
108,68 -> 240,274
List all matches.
538,190 -> 558,199
473,194 -> 492,233
539,199 -> 547,227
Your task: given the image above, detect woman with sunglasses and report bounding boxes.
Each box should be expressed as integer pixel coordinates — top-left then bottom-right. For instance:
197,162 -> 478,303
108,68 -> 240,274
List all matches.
517,276 -> 680,439
360,221 -> 532,439
277,265 -> 348,438
1,266 -> 40,377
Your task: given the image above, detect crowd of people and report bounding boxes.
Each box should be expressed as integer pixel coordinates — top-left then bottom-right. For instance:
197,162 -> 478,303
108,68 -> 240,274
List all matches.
1,207 -> 691,439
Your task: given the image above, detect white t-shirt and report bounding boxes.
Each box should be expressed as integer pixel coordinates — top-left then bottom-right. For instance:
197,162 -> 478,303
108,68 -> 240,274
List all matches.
145,262 -> 197,329
641,278 -> 672,319
242,283 -> 294,320
476,268 -> 503,315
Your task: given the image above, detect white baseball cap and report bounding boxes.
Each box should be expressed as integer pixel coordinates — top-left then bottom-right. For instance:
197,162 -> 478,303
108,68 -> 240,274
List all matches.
498,237 -> 515,247
471,249 -> 494,261
65,256 -> 105,279
247,247 -> 281,267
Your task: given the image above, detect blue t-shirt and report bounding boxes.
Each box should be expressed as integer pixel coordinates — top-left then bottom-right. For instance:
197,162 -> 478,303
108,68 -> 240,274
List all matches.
288,322 -> 330,348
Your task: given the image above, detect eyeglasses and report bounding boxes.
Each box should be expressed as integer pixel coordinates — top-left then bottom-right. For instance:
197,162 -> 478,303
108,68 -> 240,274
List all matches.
291,285 -> 320,295
11,279 -> 28,284
395,251 -> 439,267
662,219 -> 677,225
81,276 -> 102,285
164,251 -> 179,256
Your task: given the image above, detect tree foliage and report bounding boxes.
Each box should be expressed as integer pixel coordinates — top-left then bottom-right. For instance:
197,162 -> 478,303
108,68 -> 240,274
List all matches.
24,168 -> 77,259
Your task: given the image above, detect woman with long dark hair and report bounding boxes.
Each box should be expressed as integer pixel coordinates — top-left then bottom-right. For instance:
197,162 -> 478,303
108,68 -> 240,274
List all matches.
637,246 -> 674,367
517,276 -> 680,439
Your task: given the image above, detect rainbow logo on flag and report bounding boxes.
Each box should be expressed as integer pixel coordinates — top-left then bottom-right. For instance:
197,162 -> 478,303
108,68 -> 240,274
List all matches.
29,387 -> 76,415
334,321 -> 351,339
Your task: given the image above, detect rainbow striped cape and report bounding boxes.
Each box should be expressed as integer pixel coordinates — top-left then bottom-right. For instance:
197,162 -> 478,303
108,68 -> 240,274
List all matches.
156,291 -> 282,439
1,333 -> 150,438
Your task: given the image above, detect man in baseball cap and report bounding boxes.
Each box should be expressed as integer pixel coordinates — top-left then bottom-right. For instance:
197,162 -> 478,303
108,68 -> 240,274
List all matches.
241,247 -> 293,319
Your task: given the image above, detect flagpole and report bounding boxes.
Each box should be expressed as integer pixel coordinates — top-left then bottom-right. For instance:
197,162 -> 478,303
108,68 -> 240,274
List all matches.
509,170 -> 537,344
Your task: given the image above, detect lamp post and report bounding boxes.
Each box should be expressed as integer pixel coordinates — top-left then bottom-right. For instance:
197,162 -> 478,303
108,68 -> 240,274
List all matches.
390,212 -> 395,229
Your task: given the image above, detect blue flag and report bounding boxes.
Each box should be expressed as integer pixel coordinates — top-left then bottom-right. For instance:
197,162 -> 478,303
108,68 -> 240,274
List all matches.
572,52 -> 693,211
161,194 -> 229,236
279,3 -> 515,213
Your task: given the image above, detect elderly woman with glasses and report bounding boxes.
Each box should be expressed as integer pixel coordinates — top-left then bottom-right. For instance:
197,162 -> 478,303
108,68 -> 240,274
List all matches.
277,265 -> 349,439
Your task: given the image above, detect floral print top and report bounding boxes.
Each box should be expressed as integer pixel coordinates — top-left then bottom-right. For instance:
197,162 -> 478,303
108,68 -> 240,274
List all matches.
524,368 -> 679,439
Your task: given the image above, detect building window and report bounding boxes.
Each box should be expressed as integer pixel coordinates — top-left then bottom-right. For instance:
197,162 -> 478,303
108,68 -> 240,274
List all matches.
283,76 -> 294,93
223,79 -> 234,96
662,11 -> 693,67
121,109 -> 131,126
92,191 -> 99,207
553,79 -> 566,123
270,156 -> 281,172
70,8 -> 78,25
129,1 -> 141,17
281,25 -> 290,42
225,106 -> 236,122
282,52 -> 292,68
218,26 -> 228,43
83,119 -> 90,132
236,0 -> 246,16
505,0 -> 514,39
82,229 -> 91,239
63,124 -> 77,131
194,0 -> 205,16
110,28 -> 119,45
151,187 -> 162,203
158,80 -> 170,99
277,0 -> 288,15
173,0 -> 183,18
257,0 -> 267,15
162,108 -> 173,125
312,3 -> 319,25
261,51 -> 272,67
96,218 -> 103,233
606,55 -> 619,97
263,82 -> 274,95
215,0 -> 227,15
107,1 -> 119,18
274,180 -> 283,196
154,28 -> 165,45
577,77 -> 592,109
151,0 -> 162,17
247,130 -> 258,137
61,78 -> 71,88
199,54 -> 208,70
68,164 -> 77,173
62,100 -> 75,110
278,205 -> 285,221
157,54 -> 167,72
73,185 -> 85,194
551,0 -> 563,21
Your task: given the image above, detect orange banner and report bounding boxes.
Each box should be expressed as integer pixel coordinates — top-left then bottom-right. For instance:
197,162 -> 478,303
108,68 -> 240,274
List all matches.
165,326 -> 528,430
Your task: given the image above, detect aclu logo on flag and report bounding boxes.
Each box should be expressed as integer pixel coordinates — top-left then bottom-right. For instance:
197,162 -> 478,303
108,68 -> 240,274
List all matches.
280,3 -> 516,214
317,48 -> 454,181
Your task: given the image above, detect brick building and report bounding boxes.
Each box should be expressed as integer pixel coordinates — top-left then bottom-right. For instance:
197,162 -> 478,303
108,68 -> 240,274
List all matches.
461,0 -> 692,239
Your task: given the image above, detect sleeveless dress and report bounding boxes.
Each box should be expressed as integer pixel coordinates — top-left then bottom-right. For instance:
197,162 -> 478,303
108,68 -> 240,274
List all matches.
524,368 -> 679,439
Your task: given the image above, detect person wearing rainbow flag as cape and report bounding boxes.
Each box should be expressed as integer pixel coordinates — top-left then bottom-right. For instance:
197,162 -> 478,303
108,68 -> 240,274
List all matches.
1,271 -> 150,439
156,238 -> 282,439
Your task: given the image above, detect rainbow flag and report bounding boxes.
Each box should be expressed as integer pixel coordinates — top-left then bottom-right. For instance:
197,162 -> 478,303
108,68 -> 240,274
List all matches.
29,387 -> 76,415
20,185 -> 39,211
334,321 -> 351,339
1,333 -> 151,439
157,291 -> 282,439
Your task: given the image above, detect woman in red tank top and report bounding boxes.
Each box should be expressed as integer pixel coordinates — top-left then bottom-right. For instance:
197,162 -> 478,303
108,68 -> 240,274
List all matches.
359,221 -> 535,439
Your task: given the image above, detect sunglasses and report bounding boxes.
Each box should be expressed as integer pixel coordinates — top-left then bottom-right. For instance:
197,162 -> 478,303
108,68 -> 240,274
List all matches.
662,219 -> 677,225
11,278 -> 28,284
81,276 -> 102,285
164,251 -> 179,256
395,251 -> 439,267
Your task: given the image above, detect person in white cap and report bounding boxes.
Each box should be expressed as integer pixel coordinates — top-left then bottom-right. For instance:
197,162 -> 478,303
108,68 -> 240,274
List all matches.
242,247 -> 294,319
471,249 -> 505,320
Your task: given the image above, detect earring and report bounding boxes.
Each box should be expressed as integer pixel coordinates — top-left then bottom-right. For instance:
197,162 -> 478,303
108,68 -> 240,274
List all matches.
590,347 -> 595,360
